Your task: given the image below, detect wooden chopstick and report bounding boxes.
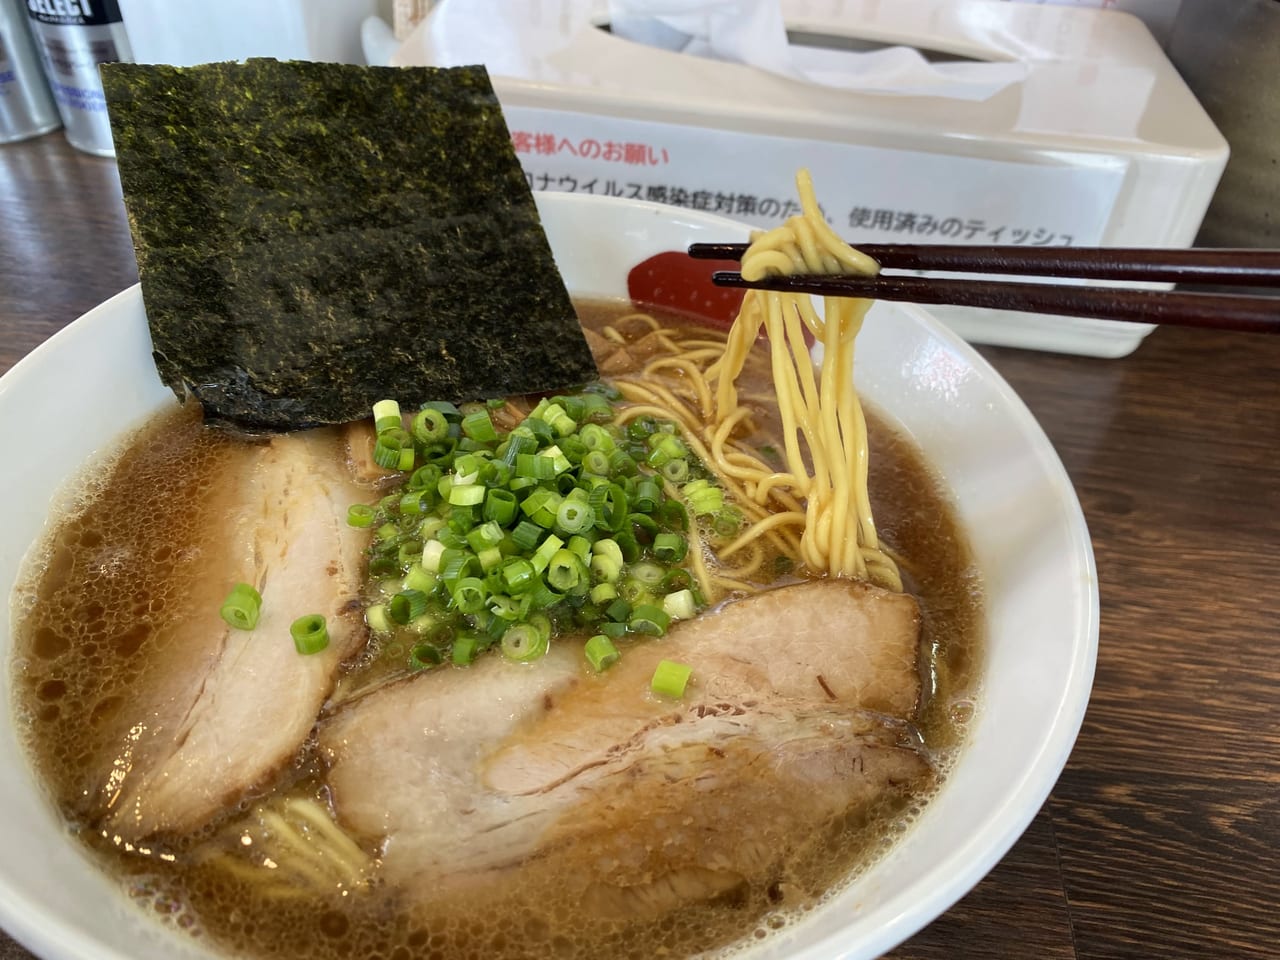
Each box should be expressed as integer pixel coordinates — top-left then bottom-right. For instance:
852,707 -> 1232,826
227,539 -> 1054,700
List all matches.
688,243 -> 1280,333
709,273 -> 1280,334
687,243 -> 1280,287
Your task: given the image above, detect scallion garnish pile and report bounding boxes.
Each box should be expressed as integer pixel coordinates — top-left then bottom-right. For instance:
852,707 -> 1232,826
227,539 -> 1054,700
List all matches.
351,388 -> 738,675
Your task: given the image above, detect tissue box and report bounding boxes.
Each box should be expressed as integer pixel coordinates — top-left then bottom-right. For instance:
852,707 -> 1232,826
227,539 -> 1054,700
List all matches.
396,0 -> 1227,357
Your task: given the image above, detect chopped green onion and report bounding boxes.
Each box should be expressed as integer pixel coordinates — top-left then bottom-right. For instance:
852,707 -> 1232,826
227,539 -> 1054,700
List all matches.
661,458 -> 689,483
630,603 -> 671,636
397,539 -> 423,567
584,634 -> 620,672
547,549 -> 586,593
403,562 -> 436,594
591,483 -> 628,531
372,398 -> 401,432
530,533 -> 564,573
347,390 -> 710,673
409,642 -> 443,670
422,539 -> 446,573
627,416 -> 657,441
366,603 -> 392,634
439,549 -> 473,585
589,582 -> 618,605
581,392 -> 614,422
419,440 -> 455,463
653,532 -> 688,563
629,512 -> 660,538
712,506 -> 744,539
661,568 -> 694,593
290,615 -> 329,655
633,479 -> 661,513
399,489 -> 429,516
650,659 -> 692,699
555,499 -> 595,536
451,633 -> 481,665
515,453 -> 557,480
662,588 -> 698,621
555,395 -> 586,422
582,449 -> 611,476
437,526 -> 467,549
466,520 -> 504,552
411,407 -> 449,443
542,403 -> 577,437
497,557 -> 534,594
452,453 -> 483,484
618,578 -> 651,605
629,561 -> 666,586
219,583 -> 262,630
529,581 -> 562,609
449,483 -> 485,507
488,593 -> 528,621
683,478 -> 724,516
501,433 -> 537,465
522,416 -> 554,444
476,546 -> 503,572
420,399 -> 461,421
614,530 -> 641,563
373,438 -> 405,470
369,555 -> 399,579
605,597 -> 632,623
483,488 -> 518,525
567,534 -> 594,562
511,520 -> 544,552
346,504 -> 376,528
658,498 -> 689,531
590,539 -> 624,583
579,423 -> 615,452
461,409 -> 499,442
521,487 -> 562,527
390,589 -> 429,624
609,450 -> 638,477
452,577 -> 487,614
501,622 -> 549,661
541,445 -> 573,475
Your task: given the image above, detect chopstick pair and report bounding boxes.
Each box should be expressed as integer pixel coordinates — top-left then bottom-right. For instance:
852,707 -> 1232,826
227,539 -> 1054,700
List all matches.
687,243 -> 1280,334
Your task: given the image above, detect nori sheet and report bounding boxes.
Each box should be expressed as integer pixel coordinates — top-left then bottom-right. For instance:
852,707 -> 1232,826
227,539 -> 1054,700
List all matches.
100,59 -> 597,431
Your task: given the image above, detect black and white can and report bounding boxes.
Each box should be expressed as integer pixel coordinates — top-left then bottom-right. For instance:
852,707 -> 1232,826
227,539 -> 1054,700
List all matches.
25,0 -> 131,156
0,0 -> 61,143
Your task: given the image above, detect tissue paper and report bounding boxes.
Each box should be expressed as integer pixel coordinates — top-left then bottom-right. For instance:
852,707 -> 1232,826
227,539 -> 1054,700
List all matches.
607,0 -> 1026,100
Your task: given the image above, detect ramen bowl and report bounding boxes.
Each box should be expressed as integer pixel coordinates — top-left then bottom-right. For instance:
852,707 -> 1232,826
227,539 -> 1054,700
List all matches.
0,193 -> 1098,960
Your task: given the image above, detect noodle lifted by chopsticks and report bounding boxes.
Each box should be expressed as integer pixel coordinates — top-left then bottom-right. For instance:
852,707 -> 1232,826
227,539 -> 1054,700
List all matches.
614,170 -> 902,594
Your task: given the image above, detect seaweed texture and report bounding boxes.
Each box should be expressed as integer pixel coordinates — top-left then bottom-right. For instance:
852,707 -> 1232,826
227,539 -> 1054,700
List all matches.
101,59 -> 596,430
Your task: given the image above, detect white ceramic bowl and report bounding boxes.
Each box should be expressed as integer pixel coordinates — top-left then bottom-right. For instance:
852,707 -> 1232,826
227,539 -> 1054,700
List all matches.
0,193 -> 1098,960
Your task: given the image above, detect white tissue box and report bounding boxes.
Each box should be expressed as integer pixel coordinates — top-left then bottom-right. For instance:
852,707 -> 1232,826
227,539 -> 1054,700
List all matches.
395,0 -> 1227,357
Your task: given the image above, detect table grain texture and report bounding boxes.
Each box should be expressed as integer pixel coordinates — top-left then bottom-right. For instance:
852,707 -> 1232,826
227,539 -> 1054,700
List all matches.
1,133 -> 1277,960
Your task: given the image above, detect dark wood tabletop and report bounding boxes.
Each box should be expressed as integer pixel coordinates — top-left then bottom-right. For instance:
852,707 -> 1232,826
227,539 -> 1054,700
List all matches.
1,133 -> 1277,960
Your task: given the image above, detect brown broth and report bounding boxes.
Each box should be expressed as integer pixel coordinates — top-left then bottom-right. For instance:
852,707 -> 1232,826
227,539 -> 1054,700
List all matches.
10,299 -> 982,960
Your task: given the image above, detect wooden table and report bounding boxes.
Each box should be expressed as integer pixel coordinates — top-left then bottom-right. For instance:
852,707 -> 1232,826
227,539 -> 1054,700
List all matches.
2,133 -> 1277,960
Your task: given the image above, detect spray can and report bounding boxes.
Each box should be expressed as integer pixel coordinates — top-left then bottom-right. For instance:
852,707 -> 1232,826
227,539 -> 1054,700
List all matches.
25,0 -> 132,156
0,0 -> 61,143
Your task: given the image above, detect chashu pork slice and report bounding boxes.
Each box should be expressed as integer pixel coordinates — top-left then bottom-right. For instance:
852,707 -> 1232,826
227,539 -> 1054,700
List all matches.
319,578 -> 926,911
101,429 -> 371,838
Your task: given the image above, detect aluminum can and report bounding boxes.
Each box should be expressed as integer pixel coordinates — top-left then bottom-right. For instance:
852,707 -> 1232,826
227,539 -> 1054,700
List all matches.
0,0 -> 60,143
25,0 -> 132,156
